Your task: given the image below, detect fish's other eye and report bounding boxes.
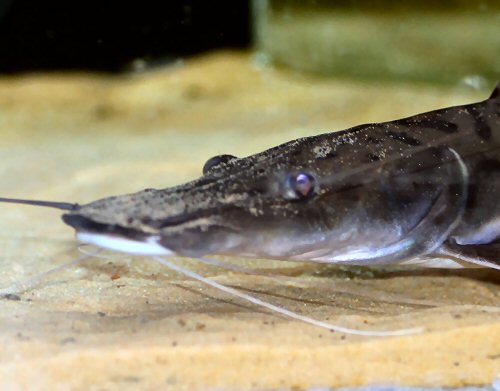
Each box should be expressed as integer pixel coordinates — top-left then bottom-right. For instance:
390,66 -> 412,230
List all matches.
283,172 -> 317,200
202,154 -> 237,174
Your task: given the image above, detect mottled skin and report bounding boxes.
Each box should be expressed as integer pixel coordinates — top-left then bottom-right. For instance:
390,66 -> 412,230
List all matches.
62,85 -> 500,268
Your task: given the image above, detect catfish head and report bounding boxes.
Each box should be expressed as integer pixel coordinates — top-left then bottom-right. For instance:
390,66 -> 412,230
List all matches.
61,142 -> 364,260
61,129 -> 470,263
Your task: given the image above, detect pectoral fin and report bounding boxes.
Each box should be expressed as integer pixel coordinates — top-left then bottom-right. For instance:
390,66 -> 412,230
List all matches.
436,240 -> 500,270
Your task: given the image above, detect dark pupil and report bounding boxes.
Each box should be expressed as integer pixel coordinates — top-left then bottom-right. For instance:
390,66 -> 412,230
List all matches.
290,172 -> 315,199
202,154 -> 237,174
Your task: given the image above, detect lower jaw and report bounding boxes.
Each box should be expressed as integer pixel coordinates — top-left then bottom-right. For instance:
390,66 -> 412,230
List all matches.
76,232 -> 173,256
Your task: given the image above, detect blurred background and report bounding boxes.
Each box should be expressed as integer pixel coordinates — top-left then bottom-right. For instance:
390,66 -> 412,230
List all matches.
0,0 -> 498,86
0,0 -> 251,72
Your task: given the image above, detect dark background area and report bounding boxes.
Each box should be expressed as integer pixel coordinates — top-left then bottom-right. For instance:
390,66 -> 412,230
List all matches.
0,0 -> 251,73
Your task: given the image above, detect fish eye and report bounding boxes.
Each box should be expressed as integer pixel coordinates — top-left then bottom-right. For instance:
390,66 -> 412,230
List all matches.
283,172 -> 317,200
202,154 -> 237,174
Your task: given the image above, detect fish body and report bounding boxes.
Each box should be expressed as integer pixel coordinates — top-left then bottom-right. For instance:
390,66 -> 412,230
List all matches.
5,85 -> 500,269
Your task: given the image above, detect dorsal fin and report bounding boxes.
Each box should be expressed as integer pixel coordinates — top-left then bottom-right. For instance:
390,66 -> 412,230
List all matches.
489,82 -> 500,100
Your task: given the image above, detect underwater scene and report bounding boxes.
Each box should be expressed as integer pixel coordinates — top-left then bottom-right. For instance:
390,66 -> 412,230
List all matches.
0,1 -> 498,390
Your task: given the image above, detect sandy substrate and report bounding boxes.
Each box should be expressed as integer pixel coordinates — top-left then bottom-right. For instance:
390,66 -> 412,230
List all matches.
0,52 -> 498,390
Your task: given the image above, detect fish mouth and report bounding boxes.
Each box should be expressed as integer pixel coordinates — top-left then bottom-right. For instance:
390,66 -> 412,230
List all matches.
62,214 -> 172,255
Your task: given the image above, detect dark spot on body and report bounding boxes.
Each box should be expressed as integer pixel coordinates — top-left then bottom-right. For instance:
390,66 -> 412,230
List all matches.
395,118 -> 458,134
470,107 -> 492,140
433,121 -> 458,133
387,130 -> 422,146
316,151 -> 338,160
366,136 -> 383,144
476,125 -> 492,140
367,153 -> 381,162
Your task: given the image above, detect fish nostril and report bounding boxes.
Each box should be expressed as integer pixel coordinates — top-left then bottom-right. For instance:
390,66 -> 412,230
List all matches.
202,154 -> 237,174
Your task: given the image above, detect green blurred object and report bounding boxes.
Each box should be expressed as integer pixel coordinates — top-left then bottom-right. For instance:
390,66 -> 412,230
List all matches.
253,0 -> 500,85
